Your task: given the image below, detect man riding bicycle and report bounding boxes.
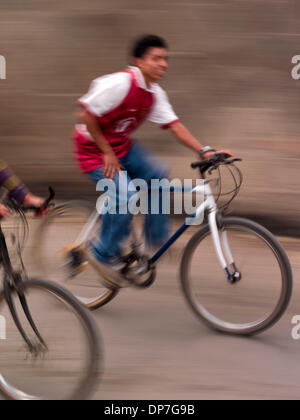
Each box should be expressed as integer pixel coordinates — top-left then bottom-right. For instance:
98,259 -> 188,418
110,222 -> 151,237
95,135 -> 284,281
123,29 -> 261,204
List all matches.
74,34 -> 231,287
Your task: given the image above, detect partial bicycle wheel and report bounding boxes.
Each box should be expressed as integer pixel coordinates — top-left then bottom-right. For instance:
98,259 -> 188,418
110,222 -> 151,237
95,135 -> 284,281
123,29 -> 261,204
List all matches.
33,201 -> 119,310
0,278 -> 102,400
180,216 -> 293,336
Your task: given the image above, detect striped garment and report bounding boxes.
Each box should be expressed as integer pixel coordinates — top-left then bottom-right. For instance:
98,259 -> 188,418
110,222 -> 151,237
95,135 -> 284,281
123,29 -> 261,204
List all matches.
0,160 -> 29,204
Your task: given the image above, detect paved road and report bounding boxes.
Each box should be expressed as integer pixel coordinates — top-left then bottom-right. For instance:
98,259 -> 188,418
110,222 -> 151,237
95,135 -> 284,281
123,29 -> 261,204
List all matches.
1,217 -> 300,400
89,235 -> 300,400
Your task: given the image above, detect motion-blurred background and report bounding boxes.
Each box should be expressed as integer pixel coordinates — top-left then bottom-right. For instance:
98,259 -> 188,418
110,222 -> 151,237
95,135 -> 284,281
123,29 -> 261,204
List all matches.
0,0 -> 299,235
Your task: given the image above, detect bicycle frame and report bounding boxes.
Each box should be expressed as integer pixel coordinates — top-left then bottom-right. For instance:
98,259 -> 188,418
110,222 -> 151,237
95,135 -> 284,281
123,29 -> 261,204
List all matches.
75,180 -> 235,282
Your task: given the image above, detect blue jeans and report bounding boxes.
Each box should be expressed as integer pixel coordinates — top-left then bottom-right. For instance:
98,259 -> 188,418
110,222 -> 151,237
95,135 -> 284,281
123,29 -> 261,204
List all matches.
86,141 -> 170,263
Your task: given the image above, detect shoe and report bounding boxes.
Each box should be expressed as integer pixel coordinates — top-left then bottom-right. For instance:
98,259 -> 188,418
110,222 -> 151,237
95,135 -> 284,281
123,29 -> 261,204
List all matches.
63,244 -> 89,278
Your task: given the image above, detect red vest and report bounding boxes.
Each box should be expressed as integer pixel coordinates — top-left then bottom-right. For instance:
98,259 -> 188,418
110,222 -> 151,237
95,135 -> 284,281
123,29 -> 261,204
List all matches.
74,70 -> 154,172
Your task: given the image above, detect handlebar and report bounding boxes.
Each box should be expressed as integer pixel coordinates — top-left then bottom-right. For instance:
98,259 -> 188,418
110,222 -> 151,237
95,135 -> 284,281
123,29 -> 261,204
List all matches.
20,187 -> 55,217
0,187 -> 55,222
191,153 -> 242,178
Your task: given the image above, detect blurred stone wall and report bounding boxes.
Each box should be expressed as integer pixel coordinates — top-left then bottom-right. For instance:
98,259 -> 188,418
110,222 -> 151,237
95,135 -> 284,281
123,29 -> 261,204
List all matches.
0,0 -> 299,231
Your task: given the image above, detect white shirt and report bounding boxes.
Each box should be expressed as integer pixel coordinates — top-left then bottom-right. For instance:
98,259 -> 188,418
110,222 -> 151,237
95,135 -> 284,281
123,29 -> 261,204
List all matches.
78,66 -> 178,127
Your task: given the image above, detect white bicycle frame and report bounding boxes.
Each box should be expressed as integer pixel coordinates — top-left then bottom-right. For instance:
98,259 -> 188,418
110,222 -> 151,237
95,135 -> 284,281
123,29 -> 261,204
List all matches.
189,181 -> 235,280
74,180 -> 235,281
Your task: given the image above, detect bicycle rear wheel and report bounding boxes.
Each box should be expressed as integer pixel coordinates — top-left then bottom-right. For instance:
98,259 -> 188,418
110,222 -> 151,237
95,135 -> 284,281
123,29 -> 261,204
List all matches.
33,201 -> 119,310
180,217 -> 293,336
0,278 -> 102,400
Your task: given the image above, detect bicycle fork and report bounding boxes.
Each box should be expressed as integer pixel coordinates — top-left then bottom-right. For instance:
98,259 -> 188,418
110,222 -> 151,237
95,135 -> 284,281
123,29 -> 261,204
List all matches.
3,273 -> 48,356
208,210 -> 241,284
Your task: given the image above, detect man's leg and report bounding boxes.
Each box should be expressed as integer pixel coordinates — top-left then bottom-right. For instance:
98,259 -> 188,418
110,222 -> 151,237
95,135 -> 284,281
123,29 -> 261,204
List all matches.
120,141 -> 170,248
86,167 -> 134,263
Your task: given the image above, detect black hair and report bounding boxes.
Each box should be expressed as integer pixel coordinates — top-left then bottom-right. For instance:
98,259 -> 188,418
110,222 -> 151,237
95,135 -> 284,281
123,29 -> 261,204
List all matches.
132,34 -> 168,58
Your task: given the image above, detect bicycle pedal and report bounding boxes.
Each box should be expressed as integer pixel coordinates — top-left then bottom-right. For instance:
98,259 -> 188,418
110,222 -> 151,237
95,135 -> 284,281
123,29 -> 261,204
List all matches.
126,267 -> 156,289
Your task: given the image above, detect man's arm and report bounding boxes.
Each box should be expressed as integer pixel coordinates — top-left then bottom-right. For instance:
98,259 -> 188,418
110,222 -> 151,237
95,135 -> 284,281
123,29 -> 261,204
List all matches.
169,122 -> 204,153
0,159 -> 29,203
169,122 -> 232,159
149,85 -> 231,158
79,109 -> 122,179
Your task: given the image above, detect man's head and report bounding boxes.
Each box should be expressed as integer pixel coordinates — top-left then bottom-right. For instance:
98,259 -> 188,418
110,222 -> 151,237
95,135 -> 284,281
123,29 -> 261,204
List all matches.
131,34 -> 169,83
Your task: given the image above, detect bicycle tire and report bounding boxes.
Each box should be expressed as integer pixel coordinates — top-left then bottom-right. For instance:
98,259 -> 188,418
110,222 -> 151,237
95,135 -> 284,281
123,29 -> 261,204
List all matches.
0,277 -> 103,400
180,216 -> 293,336
33,201 -> 119,310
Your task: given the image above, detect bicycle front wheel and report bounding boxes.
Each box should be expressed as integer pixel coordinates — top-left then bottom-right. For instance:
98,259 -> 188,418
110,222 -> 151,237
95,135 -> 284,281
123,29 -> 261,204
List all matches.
0,278 -> 102,400
33,201 -> 119,310
180,217 -> 293,336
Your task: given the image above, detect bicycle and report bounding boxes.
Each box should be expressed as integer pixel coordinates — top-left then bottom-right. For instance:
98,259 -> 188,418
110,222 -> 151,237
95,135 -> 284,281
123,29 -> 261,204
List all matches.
0,189 -> 102,400
34,155 -> 293,336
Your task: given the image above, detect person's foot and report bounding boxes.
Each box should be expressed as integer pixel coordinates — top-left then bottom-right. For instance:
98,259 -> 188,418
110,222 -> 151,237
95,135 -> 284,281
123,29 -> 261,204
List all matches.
63,244 -> 89,278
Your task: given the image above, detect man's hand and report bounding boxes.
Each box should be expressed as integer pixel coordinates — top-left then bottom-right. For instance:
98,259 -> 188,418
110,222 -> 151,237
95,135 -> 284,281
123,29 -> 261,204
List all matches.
0,203 -> 10,218
103,150 -> 123,179
202,149 -> 233,160
23,192 -> 44,207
